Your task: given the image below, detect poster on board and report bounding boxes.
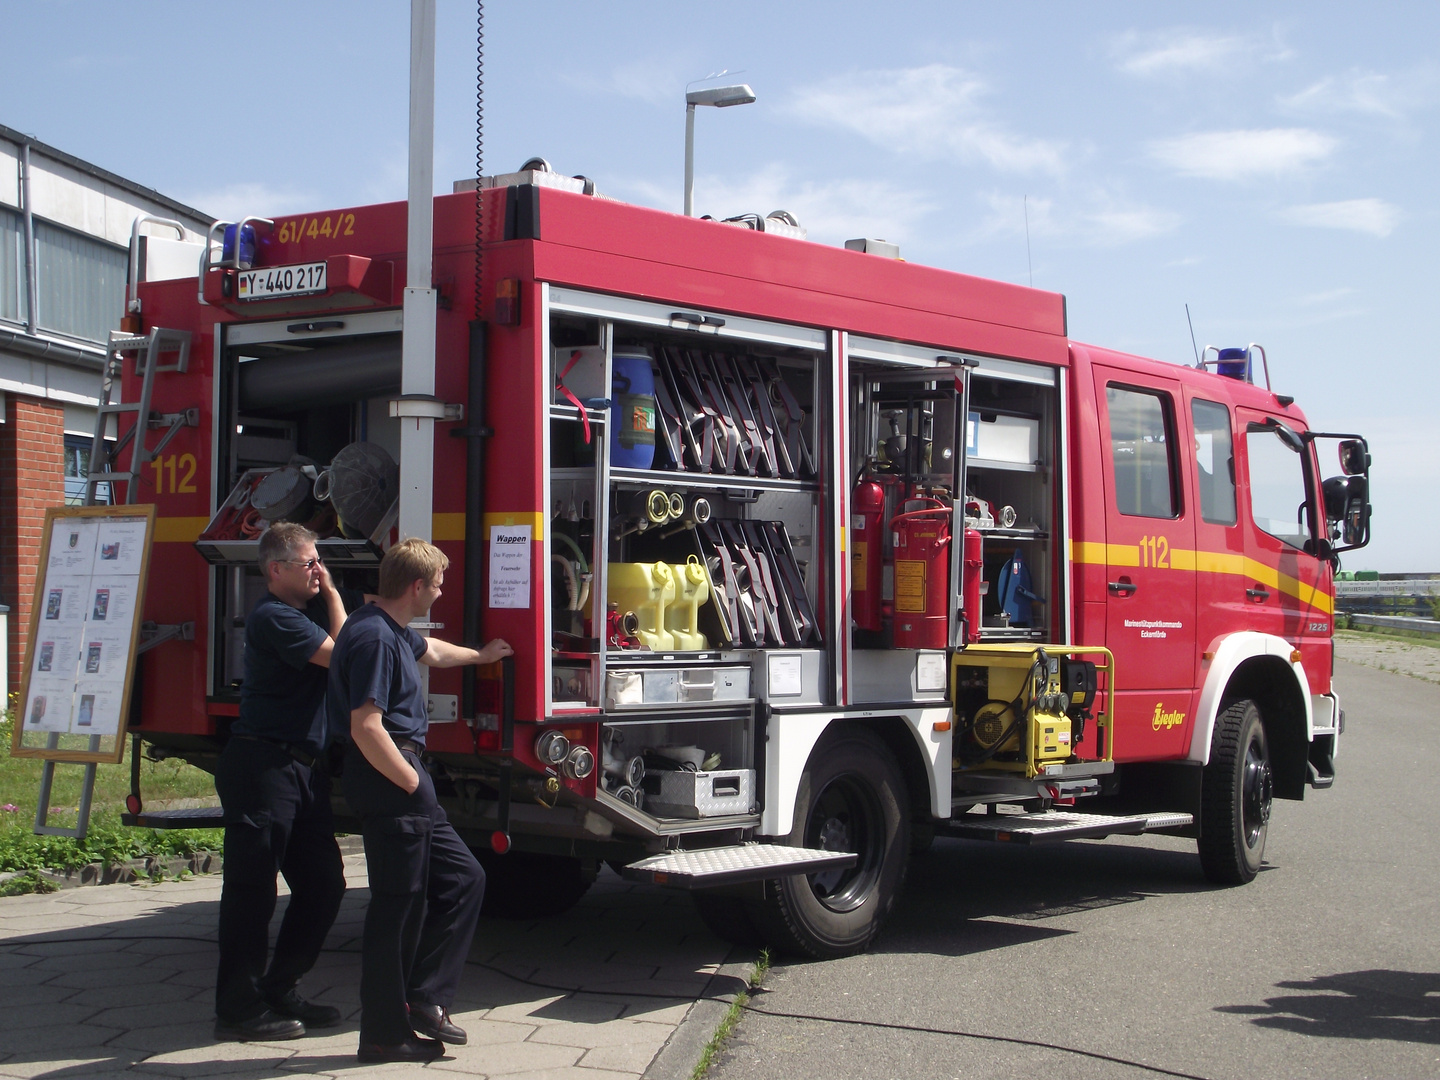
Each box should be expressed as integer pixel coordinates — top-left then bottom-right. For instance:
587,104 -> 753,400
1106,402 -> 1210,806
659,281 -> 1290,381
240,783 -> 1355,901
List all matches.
11,504 -> 156,764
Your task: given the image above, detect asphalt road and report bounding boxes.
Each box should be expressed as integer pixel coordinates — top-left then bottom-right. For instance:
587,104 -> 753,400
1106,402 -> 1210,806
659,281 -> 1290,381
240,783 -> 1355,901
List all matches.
709,660 -> 1440,1080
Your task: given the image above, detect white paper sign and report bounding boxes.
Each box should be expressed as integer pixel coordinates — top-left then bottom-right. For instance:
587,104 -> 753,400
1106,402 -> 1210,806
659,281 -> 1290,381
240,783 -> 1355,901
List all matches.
488,525 -> 532,609
21,511 -> 152,742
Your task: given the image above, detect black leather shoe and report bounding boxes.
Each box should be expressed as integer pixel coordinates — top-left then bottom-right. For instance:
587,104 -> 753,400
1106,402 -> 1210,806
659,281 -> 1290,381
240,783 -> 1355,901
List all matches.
356,1036 -> 446,1063
409,1001 -> 467,1045
214,1010 -> 306,1042
262,987 -> 342,1028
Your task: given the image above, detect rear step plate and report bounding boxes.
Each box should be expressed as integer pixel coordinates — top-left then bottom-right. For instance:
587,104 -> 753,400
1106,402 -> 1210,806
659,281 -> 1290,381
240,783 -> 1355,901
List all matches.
624,844 -> 857,888
944,810 -> 1193,845
121,806 -> 224,830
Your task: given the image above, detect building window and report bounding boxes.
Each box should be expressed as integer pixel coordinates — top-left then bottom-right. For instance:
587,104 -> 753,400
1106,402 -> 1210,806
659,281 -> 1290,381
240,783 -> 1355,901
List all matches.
0,207 -> 22,324
64,434 -> 111,505
35,220 -> 126,345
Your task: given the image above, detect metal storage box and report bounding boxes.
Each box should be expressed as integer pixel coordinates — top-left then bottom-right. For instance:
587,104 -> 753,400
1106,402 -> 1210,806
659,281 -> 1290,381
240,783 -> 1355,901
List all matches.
604,665 -> 750,709
644,768 -> 755,818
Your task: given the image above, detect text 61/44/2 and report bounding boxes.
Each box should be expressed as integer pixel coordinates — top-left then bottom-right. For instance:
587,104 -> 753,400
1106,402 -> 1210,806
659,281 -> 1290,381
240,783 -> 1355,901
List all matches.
277,214 -> 355,243
237,262 -> 327,302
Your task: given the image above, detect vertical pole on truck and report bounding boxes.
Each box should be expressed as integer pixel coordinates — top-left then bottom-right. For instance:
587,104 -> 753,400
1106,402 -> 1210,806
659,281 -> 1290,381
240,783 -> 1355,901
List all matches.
399,0 -> 438,545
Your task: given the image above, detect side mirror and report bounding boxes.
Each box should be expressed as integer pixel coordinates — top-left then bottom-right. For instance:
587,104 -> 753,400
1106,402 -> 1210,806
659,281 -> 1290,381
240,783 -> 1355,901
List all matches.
1339,439 -> 1368,476
1322,475 -> 1351,522
1342,476 -> 1369,546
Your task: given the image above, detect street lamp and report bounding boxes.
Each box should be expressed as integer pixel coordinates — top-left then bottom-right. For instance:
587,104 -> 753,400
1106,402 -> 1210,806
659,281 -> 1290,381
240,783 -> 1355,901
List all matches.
684,83 -> 756,217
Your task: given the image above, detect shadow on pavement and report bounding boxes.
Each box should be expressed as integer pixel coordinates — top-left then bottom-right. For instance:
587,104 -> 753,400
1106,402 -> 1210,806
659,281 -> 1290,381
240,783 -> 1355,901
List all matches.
870,835 -> 1212,957
1218,970 -> 1440,1043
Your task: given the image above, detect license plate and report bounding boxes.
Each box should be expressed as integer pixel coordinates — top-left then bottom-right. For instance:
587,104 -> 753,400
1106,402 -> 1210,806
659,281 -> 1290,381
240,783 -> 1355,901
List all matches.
236,262 -> 327,301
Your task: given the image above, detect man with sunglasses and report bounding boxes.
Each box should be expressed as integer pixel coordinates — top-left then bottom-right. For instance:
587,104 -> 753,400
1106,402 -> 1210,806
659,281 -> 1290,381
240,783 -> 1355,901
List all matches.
214,522 -> 369,1041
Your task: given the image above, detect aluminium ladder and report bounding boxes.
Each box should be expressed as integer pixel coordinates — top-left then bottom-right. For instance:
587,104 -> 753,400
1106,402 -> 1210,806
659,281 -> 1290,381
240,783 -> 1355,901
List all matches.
32,328 -> 197,839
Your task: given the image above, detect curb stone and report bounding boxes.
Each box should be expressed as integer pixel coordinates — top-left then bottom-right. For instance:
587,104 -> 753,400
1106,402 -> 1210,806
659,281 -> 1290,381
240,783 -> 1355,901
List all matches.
643,947 -> 759,1080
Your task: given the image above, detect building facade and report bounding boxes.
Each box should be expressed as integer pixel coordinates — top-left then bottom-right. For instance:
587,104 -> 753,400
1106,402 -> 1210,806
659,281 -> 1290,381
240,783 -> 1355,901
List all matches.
0,124 -> 212,695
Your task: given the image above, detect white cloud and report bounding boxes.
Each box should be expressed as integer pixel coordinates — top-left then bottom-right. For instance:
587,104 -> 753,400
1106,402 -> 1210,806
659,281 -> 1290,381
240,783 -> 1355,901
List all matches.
1295,287 -> 1357,307
975,191 -> 1180,248
1147,129 -> 1337,179
788,64 -> 1067,176
617,164 -> 937,249
1280,68 -> 1437,119
1280,199 -> 1400,237
180,182 -> 319,221
1111,28 -> 1253,76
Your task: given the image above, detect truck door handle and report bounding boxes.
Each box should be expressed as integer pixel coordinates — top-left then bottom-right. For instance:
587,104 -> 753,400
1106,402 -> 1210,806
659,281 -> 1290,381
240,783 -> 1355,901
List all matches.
1246,587 -> 1271,601
1108,581 -> 1137,595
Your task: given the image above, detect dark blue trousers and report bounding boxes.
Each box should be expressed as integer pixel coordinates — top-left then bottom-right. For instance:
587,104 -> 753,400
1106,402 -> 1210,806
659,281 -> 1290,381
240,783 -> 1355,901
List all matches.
342,742 -> 485,1045
214,738 -> 346,1022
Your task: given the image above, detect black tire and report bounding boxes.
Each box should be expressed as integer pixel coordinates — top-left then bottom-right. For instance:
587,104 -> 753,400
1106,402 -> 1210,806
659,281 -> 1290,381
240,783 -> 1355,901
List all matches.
472,849 -> 592,918
692,890 -> 767,948
751,726 -> 910,960
1199,699 -> 1273,885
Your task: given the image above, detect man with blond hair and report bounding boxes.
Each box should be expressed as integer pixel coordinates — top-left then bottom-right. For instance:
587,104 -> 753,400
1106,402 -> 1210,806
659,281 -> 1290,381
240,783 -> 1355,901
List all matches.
215,522 -> 364,1041
329,537 -> 513,1063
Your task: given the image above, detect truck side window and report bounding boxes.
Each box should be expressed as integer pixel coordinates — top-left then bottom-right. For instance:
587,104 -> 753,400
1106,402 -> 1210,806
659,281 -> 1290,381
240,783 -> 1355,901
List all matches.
1245,426 -> 1313,549
1191,399 -> 1236,526
1106,385 -> 1177,518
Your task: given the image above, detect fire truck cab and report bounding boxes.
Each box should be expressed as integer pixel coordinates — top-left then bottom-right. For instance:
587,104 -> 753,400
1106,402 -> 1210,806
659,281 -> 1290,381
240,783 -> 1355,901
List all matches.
112,166 -> 1371,959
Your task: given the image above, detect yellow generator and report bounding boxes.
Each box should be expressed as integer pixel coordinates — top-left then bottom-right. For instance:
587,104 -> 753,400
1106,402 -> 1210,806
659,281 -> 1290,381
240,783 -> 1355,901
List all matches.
951,645 -> 1113,779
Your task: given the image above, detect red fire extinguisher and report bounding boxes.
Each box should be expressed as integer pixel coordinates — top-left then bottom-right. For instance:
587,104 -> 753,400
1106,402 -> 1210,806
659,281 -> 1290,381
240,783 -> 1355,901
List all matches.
852,476 -> 886,632
890,498 -> 952,649
962,528 -> 983,644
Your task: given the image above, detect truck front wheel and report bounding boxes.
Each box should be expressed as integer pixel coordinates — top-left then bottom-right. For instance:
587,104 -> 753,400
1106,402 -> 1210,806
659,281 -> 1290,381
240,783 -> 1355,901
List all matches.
753,726 -> 910,959
1199,699 -> 1272,885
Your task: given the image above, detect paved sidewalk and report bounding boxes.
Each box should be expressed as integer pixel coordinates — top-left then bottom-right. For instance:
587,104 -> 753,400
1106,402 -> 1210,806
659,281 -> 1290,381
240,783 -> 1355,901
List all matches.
0,848 -> 747,1079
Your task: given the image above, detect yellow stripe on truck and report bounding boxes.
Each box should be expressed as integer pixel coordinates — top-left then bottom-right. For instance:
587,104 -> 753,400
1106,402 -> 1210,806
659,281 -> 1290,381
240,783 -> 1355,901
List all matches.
1068,541 -> 1334,615
154,516 -> 210,543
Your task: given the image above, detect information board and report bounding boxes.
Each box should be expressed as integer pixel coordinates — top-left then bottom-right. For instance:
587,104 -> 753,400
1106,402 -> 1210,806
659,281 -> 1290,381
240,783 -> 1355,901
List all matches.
10,504 -> 156,764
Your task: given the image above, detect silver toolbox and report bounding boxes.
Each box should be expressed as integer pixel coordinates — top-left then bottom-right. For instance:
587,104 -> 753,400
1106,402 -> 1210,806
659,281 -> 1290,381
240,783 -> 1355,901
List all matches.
605,665 -> 751,709
644,768 -> 754,818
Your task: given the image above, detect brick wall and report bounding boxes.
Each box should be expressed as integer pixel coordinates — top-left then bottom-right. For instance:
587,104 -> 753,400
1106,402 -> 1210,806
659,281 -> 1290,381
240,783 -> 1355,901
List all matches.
0,396 -> 65,694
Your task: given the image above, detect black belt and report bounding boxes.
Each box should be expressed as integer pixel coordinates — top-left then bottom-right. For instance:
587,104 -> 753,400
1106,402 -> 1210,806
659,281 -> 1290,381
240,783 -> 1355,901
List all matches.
233,734 -> 317,769
392,737 -> 423,755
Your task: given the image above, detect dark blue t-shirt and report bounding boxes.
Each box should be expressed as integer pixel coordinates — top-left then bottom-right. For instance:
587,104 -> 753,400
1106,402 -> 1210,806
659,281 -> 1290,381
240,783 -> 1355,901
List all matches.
327,604 -> 430,748
235,588 -> 361,754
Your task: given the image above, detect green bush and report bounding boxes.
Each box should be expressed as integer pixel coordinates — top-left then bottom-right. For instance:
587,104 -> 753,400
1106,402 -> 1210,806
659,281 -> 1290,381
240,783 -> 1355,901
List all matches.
0,812 -> 221,873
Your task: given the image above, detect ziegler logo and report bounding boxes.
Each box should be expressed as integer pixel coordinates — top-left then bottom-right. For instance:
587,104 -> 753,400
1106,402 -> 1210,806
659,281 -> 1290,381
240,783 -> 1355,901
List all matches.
1152,703 -> 1185,731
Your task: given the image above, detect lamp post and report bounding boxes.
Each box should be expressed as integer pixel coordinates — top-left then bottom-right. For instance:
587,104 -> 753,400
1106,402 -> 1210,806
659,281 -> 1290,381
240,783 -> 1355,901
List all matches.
684,83 -> 756,217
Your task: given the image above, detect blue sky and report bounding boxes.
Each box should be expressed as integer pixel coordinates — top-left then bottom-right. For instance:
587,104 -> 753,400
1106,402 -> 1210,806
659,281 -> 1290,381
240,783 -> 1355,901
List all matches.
4,1 -> 1436,571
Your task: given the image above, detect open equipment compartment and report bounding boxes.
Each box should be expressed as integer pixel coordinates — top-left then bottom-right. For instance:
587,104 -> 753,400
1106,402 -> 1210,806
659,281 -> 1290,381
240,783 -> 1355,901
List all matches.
544,288 -> 831,821
203,311 -> 403,696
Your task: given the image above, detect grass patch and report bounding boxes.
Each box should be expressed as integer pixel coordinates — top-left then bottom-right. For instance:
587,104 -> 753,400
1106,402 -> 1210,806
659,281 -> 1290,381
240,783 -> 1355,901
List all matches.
0,708 -> 222,876
693,949 -> 771,1079
1336,626 -> 1440,650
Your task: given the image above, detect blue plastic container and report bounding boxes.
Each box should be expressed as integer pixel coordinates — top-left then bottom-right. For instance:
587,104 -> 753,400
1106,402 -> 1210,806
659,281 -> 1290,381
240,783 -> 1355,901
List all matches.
611,351 -> 656,469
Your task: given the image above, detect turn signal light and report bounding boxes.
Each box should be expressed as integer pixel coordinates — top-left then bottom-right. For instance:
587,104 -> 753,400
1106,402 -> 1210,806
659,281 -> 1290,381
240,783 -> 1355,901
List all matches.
495,277 -> 520,325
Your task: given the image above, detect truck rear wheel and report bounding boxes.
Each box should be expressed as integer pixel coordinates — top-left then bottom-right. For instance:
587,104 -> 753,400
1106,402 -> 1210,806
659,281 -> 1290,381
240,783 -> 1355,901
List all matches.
1199,699 -> 1272,885
472,849 -> 593,918
752,726 -> 910,959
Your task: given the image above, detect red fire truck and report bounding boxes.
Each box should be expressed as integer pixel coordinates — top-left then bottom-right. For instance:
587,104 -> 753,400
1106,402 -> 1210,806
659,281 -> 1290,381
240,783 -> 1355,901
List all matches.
107,164 -> 1370,959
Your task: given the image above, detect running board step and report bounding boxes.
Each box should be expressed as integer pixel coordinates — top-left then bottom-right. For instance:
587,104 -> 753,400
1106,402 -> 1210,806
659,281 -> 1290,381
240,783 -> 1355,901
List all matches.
943,810 -> 1194,845
121,806 -> 224,830
623,844 -> 857,888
